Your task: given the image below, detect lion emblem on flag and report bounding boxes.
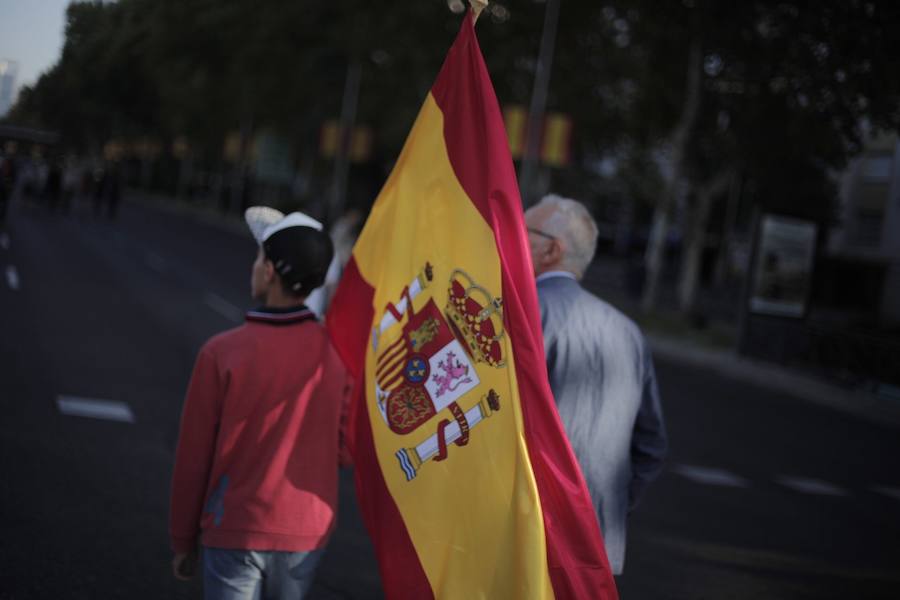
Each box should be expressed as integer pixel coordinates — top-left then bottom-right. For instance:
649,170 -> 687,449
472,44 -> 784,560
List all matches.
371,263 -> 504,481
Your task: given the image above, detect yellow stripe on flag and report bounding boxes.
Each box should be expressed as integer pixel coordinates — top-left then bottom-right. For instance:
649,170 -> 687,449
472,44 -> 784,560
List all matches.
351,93 -> 555,599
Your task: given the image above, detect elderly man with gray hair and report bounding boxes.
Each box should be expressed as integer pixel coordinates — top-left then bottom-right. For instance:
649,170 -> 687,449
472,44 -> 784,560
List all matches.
525,194 -> 668,576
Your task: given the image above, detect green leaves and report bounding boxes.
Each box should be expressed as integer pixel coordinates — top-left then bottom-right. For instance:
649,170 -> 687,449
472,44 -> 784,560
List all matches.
5,0 -> 898,210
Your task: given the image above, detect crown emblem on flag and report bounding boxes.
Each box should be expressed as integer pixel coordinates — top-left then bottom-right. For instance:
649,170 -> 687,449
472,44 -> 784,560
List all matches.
445,270 -> 505,367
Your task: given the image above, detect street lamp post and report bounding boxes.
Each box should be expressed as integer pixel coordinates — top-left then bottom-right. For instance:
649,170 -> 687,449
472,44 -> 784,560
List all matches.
518,0 -> 560,206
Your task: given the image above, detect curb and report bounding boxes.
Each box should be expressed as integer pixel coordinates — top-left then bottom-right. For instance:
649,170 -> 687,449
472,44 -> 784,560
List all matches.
647,334 -> 900,430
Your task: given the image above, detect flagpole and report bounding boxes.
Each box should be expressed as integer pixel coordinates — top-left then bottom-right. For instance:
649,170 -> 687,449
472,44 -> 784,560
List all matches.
469,0 -> 488,22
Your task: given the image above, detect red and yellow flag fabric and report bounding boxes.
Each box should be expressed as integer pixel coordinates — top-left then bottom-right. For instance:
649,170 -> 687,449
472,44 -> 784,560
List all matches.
327,14 -> 617,600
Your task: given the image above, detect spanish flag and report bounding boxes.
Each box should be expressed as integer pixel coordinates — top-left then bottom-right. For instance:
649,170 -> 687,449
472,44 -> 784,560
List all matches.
327,13 -> 617,599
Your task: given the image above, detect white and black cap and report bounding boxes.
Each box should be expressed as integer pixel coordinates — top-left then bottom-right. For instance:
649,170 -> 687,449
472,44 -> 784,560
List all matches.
244,206 -> 333,295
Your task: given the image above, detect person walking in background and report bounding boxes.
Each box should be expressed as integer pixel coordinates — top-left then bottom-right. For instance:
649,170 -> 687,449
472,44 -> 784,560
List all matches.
44,158 -> 63,213
91,163 -> 105,218
304,208 -> 363,318
78,163 -> 93,216
90,160 -> 121,219
0,151 -> 15,223
170,206 -> 351,599
525,194 -> 668,576
61,156 -> 82,215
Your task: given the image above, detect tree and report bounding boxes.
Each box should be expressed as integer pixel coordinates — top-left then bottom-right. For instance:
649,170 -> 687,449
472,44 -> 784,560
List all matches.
597,1 -> 900,314
6,0 -> 900,277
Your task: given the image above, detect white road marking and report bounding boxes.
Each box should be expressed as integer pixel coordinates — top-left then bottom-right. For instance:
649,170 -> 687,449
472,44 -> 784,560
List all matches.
872,485 -> 900,501
651,535 -> 900,581
57,395 -> 136,424
672,464 -> 749,487
0,232 -> 9,249
204,292 -> 242,323
144,252 -> 167,273
5,265 -> 19,290
776,475 -> 847,496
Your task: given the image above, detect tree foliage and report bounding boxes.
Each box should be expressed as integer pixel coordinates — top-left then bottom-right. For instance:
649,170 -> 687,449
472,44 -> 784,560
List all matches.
6,0 -> 900,226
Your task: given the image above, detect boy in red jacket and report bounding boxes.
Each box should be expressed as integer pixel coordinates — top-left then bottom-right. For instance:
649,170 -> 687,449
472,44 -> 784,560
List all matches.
170,207 -> 351,599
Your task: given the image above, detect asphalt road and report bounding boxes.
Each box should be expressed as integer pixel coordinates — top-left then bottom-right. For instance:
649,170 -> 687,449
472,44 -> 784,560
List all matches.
1,195 -> 898,599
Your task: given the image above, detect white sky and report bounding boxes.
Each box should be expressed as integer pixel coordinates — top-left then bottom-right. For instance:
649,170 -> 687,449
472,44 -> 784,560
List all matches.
0,0 -> 71,95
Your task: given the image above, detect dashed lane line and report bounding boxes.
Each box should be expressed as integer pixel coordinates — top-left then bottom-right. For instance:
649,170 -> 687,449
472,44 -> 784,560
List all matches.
775,475 -> 847,496
674,465 -> 894,500
672,464 -> 750,487
650,535 -> 900,582
5,265 -> 19,290
57,395 -> 136,424
871,485 -> 900,501
0,232 -> 9,249
204,292 -> 242,323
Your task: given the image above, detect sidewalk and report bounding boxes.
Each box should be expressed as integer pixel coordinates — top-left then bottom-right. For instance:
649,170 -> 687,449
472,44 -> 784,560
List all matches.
648,333 -> 900,430
125,189 -> 900,430
579,257 -> 900,431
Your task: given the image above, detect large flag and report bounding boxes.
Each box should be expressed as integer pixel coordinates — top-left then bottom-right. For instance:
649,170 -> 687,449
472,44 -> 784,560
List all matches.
327,12 -> 617,600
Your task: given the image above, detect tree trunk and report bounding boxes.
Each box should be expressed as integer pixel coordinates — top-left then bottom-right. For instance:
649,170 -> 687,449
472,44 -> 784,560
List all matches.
641,200 -> 673,312
713,173 -> 742,286
677,170 -> 733,315
641,38 -> 703,312
229,115 -> 253,214
677,207 -> 705,315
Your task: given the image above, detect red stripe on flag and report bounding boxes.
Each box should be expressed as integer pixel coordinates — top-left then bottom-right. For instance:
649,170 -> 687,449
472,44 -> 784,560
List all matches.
376,344 -> 407,378
431,14 -> 618,599
326,258 -> 434,600
376,336 -> 406,366
328,258 -> 376,381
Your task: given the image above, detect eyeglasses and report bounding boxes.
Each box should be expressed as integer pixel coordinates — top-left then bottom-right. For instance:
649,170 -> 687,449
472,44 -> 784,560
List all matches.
527,227 -> 558,242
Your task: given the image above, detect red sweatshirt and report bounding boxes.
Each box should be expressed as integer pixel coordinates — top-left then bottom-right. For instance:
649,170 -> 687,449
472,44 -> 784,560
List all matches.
169,306 -> 351,554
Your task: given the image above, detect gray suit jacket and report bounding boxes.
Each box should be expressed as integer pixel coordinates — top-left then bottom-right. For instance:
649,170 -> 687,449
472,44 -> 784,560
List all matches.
537,274 -> 667,574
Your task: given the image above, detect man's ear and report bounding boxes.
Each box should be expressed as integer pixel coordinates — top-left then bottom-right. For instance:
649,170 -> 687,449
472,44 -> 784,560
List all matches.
546,239 -> 564,266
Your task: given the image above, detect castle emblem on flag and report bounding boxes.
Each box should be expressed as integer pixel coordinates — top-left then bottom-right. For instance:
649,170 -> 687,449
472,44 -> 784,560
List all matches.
372,263 -> 505,480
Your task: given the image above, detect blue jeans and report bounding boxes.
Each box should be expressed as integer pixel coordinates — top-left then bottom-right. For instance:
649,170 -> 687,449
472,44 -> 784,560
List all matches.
202,547 -> 324,600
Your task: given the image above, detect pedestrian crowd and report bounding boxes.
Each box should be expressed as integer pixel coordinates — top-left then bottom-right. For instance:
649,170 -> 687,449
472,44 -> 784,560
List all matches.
0,148 -> 122,224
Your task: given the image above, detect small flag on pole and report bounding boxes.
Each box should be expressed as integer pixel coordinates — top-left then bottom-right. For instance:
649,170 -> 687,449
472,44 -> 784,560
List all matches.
541,112 -> 573,167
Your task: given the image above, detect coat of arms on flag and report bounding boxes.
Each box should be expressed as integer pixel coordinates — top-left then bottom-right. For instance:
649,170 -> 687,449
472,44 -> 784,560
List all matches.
371,263 -> 504,480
